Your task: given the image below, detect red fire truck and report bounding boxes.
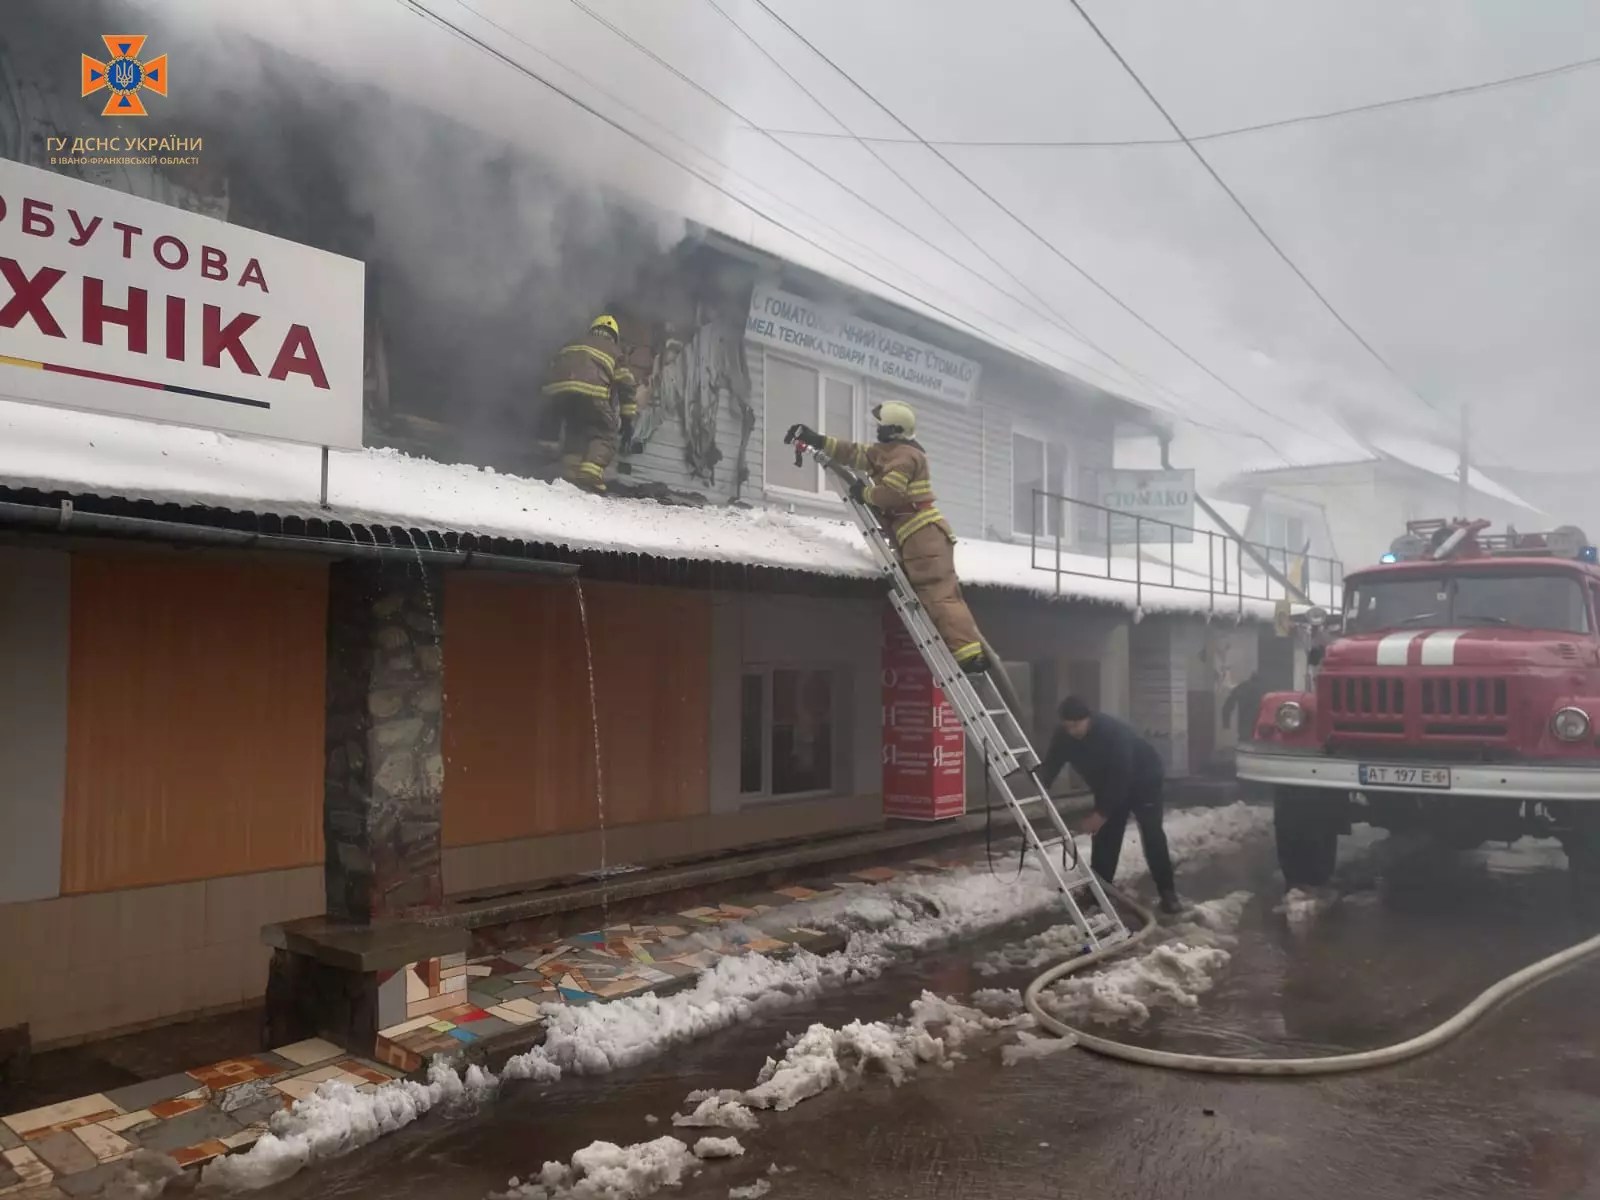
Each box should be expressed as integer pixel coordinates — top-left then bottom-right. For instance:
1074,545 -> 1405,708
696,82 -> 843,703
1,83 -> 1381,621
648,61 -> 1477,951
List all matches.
1236,518 -> 1600,887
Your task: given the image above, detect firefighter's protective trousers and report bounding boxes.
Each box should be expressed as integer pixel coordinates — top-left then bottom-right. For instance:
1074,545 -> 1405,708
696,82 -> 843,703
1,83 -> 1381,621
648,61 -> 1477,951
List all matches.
823,434 -> 984,664
543,387 -> 619,488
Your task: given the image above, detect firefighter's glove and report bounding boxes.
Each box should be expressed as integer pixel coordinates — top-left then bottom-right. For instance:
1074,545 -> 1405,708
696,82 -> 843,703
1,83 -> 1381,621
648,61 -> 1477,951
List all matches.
619,417 -> 635,451
848,477 -> 869,504
785,423 -> 823,448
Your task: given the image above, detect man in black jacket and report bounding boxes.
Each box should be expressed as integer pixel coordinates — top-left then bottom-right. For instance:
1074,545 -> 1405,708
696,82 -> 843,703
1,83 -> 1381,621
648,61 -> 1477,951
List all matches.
1037,697 -> 1182,914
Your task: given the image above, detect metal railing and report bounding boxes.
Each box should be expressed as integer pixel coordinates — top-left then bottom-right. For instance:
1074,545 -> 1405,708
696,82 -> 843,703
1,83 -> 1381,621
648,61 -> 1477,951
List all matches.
1026,489 -> 1345,612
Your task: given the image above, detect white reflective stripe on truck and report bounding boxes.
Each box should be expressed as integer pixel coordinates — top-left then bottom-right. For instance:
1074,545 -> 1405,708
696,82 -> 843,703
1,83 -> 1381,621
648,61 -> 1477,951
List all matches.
1419,629 -> 1467,665
1375,632 -> 1421,665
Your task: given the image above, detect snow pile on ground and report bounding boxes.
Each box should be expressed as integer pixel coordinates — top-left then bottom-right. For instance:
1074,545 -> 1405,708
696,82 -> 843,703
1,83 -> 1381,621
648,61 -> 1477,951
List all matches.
693,1137 -> 746,1160
209,805 -> 1269,1191
1036,892 -> 1252,1028
497,1136 -> 703,1200
743,992 -> 1025,1112
203,1061 -> 497,1191
1276,887 -> 1339,932
673,1093 -> 759,1132
970,987 -> 1024,1014
729,1181 -> 772,1200
1001,1031 -> 1078,1066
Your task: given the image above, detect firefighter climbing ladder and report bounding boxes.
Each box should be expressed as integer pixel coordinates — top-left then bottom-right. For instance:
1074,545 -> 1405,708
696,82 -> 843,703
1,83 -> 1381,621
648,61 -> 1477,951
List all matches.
796,440 -> 1131,952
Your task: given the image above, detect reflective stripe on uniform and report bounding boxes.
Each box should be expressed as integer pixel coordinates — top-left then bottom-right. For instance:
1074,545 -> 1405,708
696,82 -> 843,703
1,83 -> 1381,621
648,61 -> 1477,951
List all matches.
880,470 -> 910,493
577,461 -> 605,479
620,403 -> 638,418
907,481 -> 933,497
613,367 -> 635,386
822,436 -> 868,470
953,642 -> 984,663
896,507 -> 946,543
561,342 -> 617,373
541,380 -> 612,400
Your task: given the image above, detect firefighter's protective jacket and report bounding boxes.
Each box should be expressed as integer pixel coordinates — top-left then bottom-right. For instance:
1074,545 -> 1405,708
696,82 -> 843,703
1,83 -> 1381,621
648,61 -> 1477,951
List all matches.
822,435 -> 949,546
613,344 -> 654,421
542,329 -> 620,403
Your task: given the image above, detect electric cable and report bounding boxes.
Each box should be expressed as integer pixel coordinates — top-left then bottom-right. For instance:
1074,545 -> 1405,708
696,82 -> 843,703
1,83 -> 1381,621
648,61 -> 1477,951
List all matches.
402,0 -> 1330,461
1064,0 -> 1449,427
744,0 -> 1327,448
393,0 -> 1131,398
699,0 -> 1294,462
1025,880 -> 1600,1075
756,49 -> 1600,147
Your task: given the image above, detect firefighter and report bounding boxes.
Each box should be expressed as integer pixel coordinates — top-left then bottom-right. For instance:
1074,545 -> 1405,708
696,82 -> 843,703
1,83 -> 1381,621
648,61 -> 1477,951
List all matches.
539,315 -> 629,493
785,400 -> 989,674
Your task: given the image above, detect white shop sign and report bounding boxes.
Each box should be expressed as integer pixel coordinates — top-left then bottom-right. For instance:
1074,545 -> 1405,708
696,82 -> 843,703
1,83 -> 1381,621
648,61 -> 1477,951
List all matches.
746,283 -> 980,406
1098,468 -> 1197,545
0,157 -> 365,449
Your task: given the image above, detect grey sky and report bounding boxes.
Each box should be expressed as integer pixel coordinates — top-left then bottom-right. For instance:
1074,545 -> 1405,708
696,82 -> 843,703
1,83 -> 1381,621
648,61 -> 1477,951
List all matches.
139,0 -> 1600,474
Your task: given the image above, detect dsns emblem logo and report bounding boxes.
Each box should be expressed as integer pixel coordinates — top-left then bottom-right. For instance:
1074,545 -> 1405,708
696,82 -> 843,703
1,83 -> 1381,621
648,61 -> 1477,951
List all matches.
81,35 -> 168,117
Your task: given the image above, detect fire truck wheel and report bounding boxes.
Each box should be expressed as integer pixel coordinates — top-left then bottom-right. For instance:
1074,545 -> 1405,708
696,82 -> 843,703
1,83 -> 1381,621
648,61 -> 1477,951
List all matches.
1274,787 -> 1341,888
1558,804 -> 1600,883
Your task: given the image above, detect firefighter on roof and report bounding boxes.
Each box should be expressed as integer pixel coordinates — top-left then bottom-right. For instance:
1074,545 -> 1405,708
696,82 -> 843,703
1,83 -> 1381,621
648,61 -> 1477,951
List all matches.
538,314 -> 636,493
786,399 -> 990,674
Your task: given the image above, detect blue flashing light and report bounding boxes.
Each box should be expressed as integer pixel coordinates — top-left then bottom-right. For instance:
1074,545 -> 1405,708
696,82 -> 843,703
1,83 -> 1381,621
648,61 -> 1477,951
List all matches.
1582,546 -> 1598,563
1380,552 -> 1398,563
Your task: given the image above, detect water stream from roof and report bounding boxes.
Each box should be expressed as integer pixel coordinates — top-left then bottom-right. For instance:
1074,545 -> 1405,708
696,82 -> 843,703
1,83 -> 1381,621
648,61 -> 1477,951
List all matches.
572,577 -> 611,924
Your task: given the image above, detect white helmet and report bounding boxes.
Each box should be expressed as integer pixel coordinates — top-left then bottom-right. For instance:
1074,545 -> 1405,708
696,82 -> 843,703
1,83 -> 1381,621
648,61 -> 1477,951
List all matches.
872,399 -> 916,439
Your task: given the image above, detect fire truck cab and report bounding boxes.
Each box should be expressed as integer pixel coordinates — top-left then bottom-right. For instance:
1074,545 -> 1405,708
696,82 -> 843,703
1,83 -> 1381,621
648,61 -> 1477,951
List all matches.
1236,517 -> 1600,887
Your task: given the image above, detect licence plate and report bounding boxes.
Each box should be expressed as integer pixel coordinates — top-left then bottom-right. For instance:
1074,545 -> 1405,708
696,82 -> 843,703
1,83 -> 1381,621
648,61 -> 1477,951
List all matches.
1358,764 -> 1452,790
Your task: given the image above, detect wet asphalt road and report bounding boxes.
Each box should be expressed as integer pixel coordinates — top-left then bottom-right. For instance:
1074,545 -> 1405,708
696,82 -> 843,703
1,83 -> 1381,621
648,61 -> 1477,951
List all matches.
258,815 -> 1600,1200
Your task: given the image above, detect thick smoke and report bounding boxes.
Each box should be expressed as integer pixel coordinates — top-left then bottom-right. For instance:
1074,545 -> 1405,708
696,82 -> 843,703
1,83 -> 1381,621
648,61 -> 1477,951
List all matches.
15,0 -> 696,464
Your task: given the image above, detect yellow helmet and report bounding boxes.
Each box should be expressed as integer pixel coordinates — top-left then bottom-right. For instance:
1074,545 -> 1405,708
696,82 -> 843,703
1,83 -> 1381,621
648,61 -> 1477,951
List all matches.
591,314 -> 620,339
872,399 -> 916,439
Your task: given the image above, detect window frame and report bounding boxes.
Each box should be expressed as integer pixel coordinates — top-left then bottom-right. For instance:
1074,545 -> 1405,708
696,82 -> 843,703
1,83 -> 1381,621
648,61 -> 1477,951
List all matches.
738,662 -> 843,802
1010,423 -> 1069,540
762,349 -> 864,502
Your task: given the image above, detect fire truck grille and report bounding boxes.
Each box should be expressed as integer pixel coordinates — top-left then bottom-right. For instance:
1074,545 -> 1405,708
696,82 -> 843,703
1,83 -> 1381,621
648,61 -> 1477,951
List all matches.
1419,677 -> 1508,720
1325,675 -> 1509,737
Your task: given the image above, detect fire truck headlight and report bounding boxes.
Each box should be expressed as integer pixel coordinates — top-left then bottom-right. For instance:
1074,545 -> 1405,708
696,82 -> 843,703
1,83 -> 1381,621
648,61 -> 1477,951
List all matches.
1552,707 -> 1591,742
1275,701 -> 1307,733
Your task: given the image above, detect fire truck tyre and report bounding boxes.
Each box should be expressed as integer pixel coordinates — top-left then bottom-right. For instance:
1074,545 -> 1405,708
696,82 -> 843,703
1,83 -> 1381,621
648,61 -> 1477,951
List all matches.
1274,787 -> 1341,887
1558,805 -> 1600,882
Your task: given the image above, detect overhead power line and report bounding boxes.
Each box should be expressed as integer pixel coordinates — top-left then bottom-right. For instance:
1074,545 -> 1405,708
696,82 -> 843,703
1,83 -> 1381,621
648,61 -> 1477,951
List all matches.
755,49 -> 1600,147
393,0 -> 1137,395
745,0 -> 1318,451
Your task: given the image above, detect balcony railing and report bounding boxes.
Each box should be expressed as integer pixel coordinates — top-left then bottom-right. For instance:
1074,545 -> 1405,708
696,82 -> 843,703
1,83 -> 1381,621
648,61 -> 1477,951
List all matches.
1026,489 -> 1344,612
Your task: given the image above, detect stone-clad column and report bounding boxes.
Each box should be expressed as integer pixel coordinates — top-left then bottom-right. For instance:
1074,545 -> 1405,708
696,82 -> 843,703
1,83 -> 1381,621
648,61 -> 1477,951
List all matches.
323,559 -> 445,922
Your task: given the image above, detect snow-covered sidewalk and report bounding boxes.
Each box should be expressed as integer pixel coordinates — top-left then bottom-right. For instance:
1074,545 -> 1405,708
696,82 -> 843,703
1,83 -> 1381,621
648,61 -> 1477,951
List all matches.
193,803 -> 1270,1194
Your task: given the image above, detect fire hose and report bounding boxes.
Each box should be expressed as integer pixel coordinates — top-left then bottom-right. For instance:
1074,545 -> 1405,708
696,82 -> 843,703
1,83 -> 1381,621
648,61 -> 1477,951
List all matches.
1024,881 -> 1600,1075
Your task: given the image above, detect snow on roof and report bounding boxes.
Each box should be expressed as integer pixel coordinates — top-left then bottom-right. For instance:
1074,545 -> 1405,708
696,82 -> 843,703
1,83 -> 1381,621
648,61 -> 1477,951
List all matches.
0,400 -> 1296,621
1364,433 -> 1540,513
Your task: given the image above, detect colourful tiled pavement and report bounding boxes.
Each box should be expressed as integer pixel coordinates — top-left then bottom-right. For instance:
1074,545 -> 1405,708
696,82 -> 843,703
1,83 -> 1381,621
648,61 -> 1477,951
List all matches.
0,1038 -> 403,1196
372,855 -> 972,1072
0,851 -> 976,1194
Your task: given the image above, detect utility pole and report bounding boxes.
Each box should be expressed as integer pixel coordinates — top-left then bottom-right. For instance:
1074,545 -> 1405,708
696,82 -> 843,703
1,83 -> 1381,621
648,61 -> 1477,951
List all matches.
1457,405 -> 1470,518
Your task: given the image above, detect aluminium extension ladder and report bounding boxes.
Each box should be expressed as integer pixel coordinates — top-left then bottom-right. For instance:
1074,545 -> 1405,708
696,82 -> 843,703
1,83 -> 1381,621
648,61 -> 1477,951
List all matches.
800,441 -> 1131,952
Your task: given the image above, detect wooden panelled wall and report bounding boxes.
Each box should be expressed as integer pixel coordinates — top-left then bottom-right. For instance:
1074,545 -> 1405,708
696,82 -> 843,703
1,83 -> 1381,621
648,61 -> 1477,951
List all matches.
61,554 -> 328,893
442,576 -> 711,846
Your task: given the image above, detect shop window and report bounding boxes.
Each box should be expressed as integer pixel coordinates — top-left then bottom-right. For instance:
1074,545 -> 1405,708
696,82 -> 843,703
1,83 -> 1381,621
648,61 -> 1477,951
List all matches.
739,666 -> 837,798
1012,431 -> 1066,537
764,353 -> 859,495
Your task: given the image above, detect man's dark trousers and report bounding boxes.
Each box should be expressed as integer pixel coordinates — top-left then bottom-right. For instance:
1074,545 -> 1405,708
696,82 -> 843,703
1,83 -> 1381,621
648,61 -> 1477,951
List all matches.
1090,778 -> 1176,894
